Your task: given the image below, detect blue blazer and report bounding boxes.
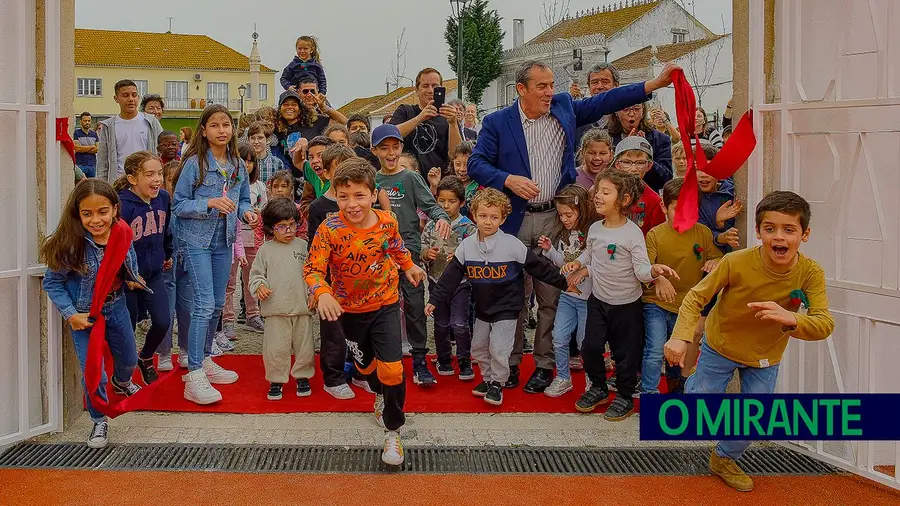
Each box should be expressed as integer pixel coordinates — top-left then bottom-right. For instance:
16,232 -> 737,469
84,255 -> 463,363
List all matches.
467,83 -> 650,234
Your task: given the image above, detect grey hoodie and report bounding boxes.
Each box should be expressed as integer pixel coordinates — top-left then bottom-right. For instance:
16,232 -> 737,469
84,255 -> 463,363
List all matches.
96,112 -> 164,184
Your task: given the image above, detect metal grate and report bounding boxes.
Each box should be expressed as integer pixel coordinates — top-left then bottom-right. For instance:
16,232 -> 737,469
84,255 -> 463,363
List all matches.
0,443 -> 837,475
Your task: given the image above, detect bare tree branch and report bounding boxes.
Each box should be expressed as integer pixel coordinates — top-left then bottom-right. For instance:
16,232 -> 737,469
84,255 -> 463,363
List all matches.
387,27 -> 412,91
540,0 -> 571,30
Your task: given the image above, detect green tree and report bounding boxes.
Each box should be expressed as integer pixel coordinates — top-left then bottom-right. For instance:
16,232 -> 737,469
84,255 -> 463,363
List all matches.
445,0 -> 504,106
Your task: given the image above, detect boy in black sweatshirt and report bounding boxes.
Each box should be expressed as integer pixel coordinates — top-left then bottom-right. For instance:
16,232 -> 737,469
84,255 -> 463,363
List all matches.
426,188 -> 574,406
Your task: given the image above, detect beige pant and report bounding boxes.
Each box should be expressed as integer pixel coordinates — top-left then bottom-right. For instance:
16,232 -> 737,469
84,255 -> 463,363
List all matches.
262,314 -> 314,383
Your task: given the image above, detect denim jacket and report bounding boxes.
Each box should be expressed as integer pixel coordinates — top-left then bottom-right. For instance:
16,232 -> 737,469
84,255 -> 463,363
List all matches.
171,150 -> 252,250
43,234 -> 142,321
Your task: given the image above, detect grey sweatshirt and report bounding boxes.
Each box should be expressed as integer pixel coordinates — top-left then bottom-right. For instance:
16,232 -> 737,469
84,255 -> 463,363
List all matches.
248,237 -> 311,317
96,113 -> 164,185
576,219 -> 654,305
376,169 -> 449,255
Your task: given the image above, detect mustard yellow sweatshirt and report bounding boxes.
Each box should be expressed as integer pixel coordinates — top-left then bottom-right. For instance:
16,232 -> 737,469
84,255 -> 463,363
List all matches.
671,246 -> 834,367
643,222 -> 722,313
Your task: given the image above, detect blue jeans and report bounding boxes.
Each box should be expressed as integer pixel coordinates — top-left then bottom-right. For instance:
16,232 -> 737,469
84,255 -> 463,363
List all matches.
157,253 -> 188,356
182,221 -> 231,371
70,295 -> 138,422
686,341 -> 780,460
641,303 -> 680,394
552,293 -> 587,380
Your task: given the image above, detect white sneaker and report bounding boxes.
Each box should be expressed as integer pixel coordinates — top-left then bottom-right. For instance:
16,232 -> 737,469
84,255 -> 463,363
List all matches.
324,383 -> 356,400
87,421 -> 109,449
382,430 -> 404,466
374,394 -> 385,428
184,368 -> 222,405
178,351 -> 188,368
352,377 -> 375,394
202,357 -> 239,384
214,331 -> 234,351
157,354 -> 174,372
544,377 -> 573,398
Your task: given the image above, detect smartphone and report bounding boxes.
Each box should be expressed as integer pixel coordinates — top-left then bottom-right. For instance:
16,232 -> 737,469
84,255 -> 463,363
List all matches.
287,132 -> 301,149
433,86 -> 446,110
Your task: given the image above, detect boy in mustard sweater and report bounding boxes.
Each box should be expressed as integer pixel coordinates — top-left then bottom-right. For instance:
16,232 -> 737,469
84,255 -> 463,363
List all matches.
664,190 -> 834,492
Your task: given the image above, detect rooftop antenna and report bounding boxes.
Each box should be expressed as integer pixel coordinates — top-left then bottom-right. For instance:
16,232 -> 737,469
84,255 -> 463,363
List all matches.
166,17 -> 173,33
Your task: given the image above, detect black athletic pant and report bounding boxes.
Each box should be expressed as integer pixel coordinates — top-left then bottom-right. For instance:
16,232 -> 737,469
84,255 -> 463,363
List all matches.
125,272 -> 171,360
342,302 -> 406,431
319,318 -> 349,387
398,252 -> 428,360
582,296 -> 644,400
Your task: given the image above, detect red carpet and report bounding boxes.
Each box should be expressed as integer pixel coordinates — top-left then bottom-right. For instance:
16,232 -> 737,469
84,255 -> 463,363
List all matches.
124,354 -> 664,415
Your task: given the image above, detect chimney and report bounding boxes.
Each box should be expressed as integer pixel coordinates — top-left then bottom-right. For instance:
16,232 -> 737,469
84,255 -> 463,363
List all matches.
513,19 -> 525,48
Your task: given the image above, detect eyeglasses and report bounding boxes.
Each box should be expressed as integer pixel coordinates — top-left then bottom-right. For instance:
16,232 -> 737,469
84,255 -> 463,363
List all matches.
300,89 -> 316,95
620,105 -> 644,115
617,160 -> 650,169
273,222 -> 297,233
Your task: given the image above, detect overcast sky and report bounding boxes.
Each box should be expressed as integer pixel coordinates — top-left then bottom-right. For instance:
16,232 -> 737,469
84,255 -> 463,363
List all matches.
75,0 -> 731,108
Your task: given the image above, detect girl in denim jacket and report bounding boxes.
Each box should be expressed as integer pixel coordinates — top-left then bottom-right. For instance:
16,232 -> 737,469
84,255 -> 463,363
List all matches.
41,179 -> 146,449
172,105 -> 258,405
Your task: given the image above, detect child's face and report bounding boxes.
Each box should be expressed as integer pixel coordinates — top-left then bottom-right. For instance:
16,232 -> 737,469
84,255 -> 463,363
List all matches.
323,161 -> 338,182
158,135 -> 179,160
336,181 -> 377,226
672,149 -> 687,176
245,158 -> 255,175
348,121 -> 368,134
374,138 -> 402,172
202,112 -> 234,148
272,218 -> 297,244
453,154 -> 469,181
270,179 -> 293,199
594,178 -> 626,217
308,145 -> 327,176
697,170 -> 718,193
663,199 -> 677,226
128,159 -> 164,201
615,150 -> 651,178
437,190 -> 462,219
296,40 -> 313,60
328,131 -> 349,146
399,155 -> 416,173
582,140 -> 611,176
473,204 -> 505,237
79,194 -> 117,242
249,132 -> 268,156
557,203 -> 579,231
756,211 -> 809,270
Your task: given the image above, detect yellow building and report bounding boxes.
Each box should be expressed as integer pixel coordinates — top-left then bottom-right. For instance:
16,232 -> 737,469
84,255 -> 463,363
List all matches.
74,28 -> 277,130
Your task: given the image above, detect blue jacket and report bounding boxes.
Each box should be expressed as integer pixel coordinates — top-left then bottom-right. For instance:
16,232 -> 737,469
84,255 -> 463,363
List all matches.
610,129 -> 673,193
698,177 -> 736,253
467,83 -> 650,234
280,57 -> 327,94
43,235 -> 142,320
119,188 -> 173,279
171,151 -> 252,250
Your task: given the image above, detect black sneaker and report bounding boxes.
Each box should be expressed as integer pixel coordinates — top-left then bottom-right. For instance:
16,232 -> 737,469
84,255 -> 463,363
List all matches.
413,364 -> 437,387
458,358 -> 475,381
523,339 -> 534,353
523,367 -> 553,394
504,365 -> 520,388
484,382 -> 503,406
111,377 -> 141,397
137,357 -> 158,385
472,381 -> 489,397
575,386 -> 611,413
603,396 -> 635,421
436,358 -> 455,376
296,378 -> 312,397
267,383 -> 283,400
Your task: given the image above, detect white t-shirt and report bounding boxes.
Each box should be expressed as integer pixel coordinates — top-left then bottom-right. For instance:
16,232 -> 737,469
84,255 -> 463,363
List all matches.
115,113 -> 150,175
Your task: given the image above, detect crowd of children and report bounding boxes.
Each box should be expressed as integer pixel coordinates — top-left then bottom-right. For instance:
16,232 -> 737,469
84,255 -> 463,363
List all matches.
41,35 -> 834,486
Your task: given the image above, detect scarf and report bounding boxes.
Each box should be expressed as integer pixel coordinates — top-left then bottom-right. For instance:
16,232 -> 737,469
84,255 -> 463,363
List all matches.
83,219 -> 168,418
671,69 -> 757,232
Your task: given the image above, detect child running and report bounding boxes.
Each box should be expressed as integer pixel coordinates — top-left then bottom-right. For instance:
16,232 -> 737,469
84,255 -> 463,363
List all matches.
113,151 -> 173,385
172,104 -> 256,405
562,169 -> 678,420
665,191 -> 834,492
281,35 -> 327,95
42,180 -> 145,448
304,158 -> 428,466
537,185 -> 598,397
426,188 -> 573,406
421,176 -> 477,380
249,198 -> 313,401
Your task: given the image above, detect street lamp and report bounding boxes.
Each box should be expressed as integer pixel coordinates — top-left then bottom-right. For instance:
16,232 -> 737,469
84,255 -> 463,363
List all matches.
238,84 -> 246,113
450,0 -> 470,100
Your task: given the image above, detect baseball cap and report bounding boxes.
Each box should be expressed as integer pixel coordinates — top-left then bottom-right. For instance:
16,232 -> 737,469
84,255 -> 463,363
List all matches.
278,89 -> 302,107
613,135 -> 653,163
371,123 -> 403,147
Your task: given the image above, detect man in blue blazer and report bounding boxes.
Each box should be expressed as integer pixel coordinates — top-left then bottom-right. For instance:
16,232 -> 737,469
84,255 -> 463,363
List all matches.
467,60 -> 679,393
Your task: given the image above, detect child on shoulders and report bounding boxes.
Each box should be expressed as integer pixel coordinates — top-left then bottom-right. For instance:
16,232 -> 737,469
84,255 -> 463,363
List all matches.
281,35 -> 327,95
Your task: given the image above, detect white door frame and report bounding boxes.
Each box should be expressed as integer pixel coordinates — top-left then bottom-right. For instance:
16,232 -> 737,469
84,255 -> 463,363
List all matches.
748,0 -> 899,491
0,0 -> 63,446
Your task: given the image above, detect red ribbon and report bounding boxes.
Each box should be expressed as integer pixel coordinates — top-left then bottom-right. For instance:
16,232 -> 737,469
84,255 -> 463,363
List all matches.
671,69 -> 757,232
56,118 -> 77,165
83,219 -> 168,418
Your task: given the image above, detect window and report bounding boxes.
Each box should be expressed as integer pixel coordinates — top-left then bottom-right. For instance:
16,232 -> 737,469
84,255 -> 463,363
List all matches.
165,81 -> 189,109
134,80 -> 149,98
258,83 -> 268,101
671,28 -> 688,44
207,82 -> 229,107
77,78 -> 102,97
